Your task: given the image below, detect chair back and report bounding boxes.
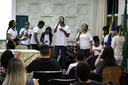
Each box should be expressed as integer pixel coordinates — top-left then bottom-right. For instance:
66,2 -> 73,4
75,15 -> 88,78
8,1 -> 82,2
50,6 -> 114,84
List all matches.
68,67 -> 76,78
33,71 -> 62,85
120,71 -> 128,85
102,66 -> 122,85
15,45 -> 28,49
48,78 -> 76,85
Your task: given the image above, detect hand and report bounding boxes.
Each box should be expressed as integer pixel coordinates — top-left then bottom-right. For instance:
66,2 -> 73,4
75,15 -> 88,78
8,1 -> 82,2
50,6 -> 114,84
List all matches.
43,42 -> 45,44
32,55 -> 40,60
37,44 -> 40,48
13,42 -> 16,47
15,51 -> 22,59
57,21 -> 61,25
59,28 -> 64,32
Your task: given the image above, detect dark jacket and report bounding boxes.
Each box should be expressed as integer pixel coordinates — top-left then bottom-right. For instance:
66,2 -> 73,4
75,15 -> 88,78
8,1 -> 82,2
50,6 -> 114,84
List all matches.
40,32 -> 53,45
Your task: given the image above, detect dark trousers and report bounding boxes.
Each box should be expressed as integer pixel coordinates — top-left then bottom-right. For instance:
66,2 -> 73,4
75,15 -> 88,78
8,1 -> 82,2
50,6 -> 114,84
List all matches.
80,49 -> 90,59
53,46 -> 66,69
87,55 -> 98,69
31,44 -> 39,50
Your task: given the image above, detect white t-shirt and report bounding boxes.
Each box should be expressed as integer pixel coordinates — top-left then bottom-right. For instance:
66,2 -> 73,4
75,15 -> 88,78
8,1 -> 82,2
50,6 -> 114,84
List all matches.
30,26 -> 40,44
102,34 -> 109,48
7,28 -> 17,39
66,62 -> 78,75
19,28 -> 32,45
44,34 -> 50,45
76,32 -> 93,49
54,24 -> 70,46
92,44 -> 102,56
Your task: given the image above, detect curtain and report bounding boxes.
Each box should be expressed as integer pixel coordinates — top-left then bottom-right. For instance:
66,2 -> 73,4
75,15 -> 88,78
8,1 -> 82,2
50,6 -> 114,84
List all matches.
96,0 -> 107,43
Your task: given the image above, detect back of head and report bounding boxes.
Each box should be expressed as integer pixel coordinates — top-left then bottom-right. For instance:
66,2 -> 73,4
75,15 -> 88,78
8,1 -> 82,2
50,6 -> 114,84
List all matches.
115,25 -> 123,35
40,45 -> 49,56
38,21 -> 45,26
76,61 -> 91,82
75,51 -> 85,61
1,50 -> 14,68
3,58 -> 27,85
102,46 -> 116,66
93,36 -> 99,42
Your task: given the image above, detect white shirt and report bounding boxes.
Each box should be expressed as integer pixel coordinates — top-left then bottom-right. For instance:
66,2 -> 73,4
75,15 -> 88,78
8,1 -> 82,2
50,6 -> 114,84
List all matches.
54,24 -> 70,46
92,44 -> 102,56
102,34 -> 109,48
76,32 -> 93,49
30,26 -> 40,44
19,28 -> 32,45
44,34 -> 50,45
66,62 -> 78,75
8,28 -> 17,39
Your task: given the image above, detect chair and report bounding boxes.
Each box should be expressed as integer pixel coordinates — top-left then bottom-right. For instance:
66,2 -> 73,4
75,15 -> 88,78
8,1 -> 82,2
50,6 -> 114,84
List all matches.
15,45 -> 28,49
33,71 -> 62,85
89,72 -> 103,82
47,78 -> 76,85
120,71 -> 128,85
68,67 -> 76,79
102,66 -> 122,85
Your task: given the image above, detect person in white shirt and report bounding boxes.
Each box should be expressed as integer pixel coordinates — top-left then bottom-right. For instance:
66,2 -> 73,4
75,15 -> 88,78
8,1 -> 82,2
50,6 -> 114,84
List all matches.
111,25 -> 125,66
66,51 -> 85,76
102,26 -> 109,48
76,23 -> 93,59
19,22 -> 32,49
40,27 -> 53,46
6,20 -> 20,49
53,16 -> 70,72
30,21 -> 45,50
86,36 -> 102,69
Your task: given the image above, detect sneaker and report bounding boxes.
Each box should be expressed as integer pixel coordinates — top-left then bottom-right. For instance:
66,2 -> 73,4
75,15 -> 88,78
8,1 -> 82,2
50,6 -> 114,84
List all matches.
62,69 -> 66,73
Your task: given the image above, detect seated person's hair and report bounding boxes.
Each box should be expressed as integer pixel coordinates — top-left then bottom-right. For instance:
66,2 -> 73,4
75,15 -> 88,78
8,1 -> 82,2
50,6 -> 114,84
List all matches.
1,50 -> 14,68
76,61 -> 91,82
75,51 -> 85,61
93,36 -> 99,42
40,45 -> 49,56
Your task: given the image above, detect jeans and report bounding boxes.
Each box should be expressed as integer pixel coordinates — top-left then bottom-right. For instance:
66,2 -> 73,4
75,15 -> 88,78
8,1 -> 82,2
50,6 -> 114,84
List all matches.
53,46 -> 66,69
80,49 -> 90,59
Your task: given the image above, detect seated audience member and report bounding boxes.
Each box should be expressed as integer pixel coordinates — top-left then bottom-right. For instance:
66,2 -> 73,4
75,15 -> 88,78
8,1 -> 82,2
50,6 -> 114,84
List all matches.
0,50 -> 14,84
26,45 -> 60,72
94,46 -> 117,74
66,51 -> 85,76
2,58 -> 39,85
86,36 -> 102,70
71,61 -> 103,85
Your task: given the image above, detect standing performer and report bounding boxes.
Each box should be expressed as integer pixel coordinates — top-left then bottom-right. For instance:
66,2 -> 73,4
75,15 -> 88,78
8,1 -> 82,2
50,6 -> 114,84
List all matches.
53,16 -> 70,72
19,22 -> 32,49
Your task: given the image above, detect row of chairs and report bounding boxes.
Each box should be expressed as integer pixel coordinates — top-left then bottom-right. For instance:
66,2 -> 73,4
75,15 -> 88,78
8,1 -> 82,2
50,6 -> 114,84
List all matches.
33,66 -> 128,85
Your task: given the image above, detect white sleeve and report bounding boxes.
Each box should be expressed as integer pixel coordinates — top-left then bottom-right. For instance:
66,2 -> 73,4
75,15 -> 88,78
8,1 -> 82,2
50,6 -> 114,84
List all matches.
66,26 -> 70,34
34,28 -> 39,33
88,32 -> 93,41
8,29 -> 12,34
76,33 -> 79,39
111,37 -> 116,50
66,64 -> 72,75
19,28 -> 24,35
104,35 -> 109,42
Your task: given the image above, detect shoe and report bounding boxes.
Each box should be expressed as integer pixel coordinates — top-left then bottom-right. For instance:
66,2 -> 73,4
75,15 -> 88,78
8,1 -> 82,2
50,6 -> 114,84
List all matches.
62,69 -> 66,73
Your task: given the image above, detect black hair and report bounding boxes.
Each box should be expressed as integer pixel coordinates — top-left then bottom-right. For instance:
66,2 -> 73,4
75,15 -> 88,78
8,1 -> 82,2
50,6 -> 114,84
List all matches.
25,22 -> 30,25
81,23 -> 88,31
40,44 -> 49,56
1,50 -> 14,68
59,16 -> 64,20
6,20 -> 15,39
75,51 -> 85,61
101,46 -> 117,66
76,61 -> 91,82
115,25 -> 123,35
45,26 -> 52,34
102,25 -> 109,34
93,36 -> 99,42
38,21 -> 45,26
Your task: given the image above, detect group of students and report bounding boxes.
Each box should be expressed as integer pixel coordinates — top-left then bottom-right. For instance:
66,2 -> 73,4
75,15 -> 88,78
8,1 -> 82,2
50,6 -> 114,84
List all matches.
6,20 -> 53,50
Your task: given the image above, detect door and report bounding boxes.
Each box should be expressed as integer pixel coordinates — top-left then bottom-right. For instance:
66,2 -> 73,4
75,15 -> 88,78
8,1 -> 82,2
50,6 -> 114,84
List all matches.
16,16 -> 28,36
